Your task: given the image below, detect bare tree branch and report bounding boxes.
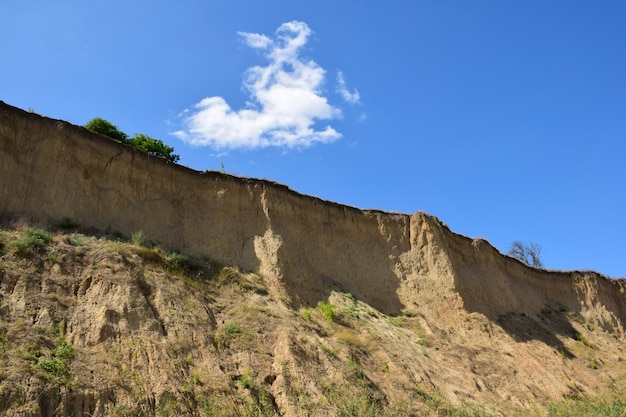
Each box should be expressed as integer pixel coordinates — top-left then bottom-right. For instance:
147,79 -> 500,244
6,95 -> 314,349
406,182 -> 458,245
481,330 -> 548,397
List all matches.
508,241 -> 543,267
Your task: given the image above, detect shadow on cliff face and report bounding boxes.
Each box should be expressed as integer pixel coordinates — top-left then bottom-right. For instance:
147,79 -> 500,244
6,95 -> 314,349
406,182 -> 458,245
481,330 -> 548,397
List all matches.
495,311 -> 578,358
277,258 -> 406,316
442,237 -> 616,358
252,201 -> 409,316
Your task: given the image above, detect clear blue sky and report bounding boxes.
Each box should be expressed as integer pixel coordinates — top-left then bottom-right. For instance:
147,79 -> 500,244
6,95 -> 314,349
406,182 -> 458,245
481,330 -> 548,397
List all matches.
2,1 -> 624,278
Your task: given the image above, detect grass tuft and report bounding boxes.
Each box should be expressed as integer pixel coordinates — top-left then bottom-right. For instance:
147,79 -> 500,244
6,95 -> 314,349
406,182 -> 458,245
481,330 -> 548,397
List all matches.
544,395 -> 626,417
317,301 -> 336,322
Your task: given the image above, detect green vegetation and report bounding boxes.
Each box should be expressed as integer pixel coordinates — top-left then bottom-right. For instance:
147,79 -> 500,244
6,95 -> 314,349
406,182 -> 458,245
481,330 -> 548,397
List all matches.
191,374 -> 202,386
387,316 -> 403,327
9,227 -> 52,255
129,133 -> 179,163
22,324 -> 75,386
211,319 -> 254,351
85,117 -> 128,142
573,332 -> 593,348
543,395 -> 626,417
317,300 -> 336,322
69,235 -> 86,247
108,230 -> 204,278
342,293 -> 360,320
131,230 -> 151,247
38,357 -> 67,375
411,386 -> 495,417
48,252 -> 59,264
224,321 -> 241,335
301,308 -> 313,321
321,381 -> 400,417
52,341 -> 74,359
238,367 -> 255,389
85,117 -> 180,163
166,251 -> 200,276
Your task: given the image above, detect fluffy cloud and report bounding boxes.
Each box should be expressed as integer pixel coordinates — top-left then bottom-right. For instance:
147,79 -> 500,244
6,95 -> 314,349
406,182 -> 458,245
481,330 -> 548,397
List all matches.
174,21 -> 356,150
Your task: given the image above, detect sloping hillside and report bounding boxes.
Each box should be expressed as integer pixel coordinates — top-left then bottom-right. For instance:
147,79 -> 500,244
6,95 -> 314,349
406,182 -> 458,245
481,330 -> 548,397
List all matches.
0,101 -> 625,416
0,225 -> 625,417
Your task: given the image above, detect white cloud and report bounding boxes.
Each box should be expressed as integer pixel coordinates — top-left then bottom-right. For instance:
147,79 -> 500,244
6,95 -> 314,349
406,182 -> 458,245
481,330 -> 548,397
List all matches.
174,21 -> 350,150
238,32 -> 272,49
336,70 -> 361,104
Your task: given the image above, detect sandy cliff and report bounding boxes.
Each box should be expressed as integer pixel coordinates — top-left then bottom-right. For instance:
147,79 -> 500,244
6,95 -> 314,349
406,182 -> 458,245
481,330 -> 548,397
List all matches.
1,101 -> 623,324
1,101 -> 625,416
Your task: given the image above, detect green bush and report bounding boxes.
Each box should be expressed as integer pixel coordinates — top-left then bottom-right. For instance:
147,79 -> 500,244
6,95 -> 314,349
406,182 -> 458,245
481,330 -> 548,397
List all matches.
85,117 -> 129,143
131,230 -> 154,248
10,228 -> 52,255
39,358 -> 67,374
317,301 -> 336,322
85,118 -> 179,162
224,321 -> 241,335
166,251 -> 198,275
52,342 -> 74,359
129,133 -> 179,163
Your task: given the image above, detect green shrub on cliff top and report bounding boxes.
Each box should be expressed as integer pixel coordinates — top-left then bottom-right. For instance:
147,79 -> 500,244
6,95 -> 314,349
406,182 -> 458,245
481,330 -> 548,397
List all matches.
85,118 -> 179,163
85,117 -> 129,143
128,133 -> 180,163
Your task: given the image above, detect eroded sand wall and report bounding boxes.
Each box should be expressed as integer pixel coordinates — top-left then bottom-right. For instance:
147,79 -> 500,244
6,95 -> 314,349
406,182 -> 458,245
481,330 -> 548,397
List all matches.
1,101 -> 624,326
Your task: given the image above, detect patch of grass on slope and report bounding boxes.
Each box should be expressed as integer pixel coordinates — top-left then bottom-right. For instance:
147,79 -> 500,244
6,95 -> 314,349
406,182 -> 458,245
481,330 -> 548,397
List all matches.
542,395 -> 626,417
9,227 -> 52,255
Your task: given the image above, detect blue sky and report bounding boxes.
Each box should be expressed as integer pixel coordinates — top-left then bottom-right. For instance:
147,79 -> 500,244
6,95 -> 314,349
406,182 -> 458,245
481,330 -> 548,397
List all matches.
2,1 -> 624,277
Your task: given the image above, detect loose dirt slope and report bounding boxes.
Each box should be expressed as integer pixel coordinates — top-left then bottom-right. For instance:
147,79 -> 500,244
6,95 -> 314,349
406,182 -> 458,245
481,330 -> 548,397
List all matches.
0,226 -> 624,416
0,102 -> 625,416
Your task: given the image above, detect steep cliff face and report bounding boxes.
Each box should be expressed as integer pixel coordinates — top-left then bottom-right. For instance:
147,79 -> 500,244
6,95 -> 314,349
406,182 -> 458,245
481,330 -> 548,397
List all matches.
1,101 -> 626,416
1,101 -> 623,325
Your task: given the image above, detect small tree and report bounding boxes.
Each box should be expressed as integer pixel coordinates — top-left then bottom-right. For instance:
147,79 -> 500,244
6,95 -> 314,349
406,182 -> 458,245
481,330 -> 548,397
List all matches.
129,133 -> 180,163
508,241 -> 543,267
85,117 -> 129,143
